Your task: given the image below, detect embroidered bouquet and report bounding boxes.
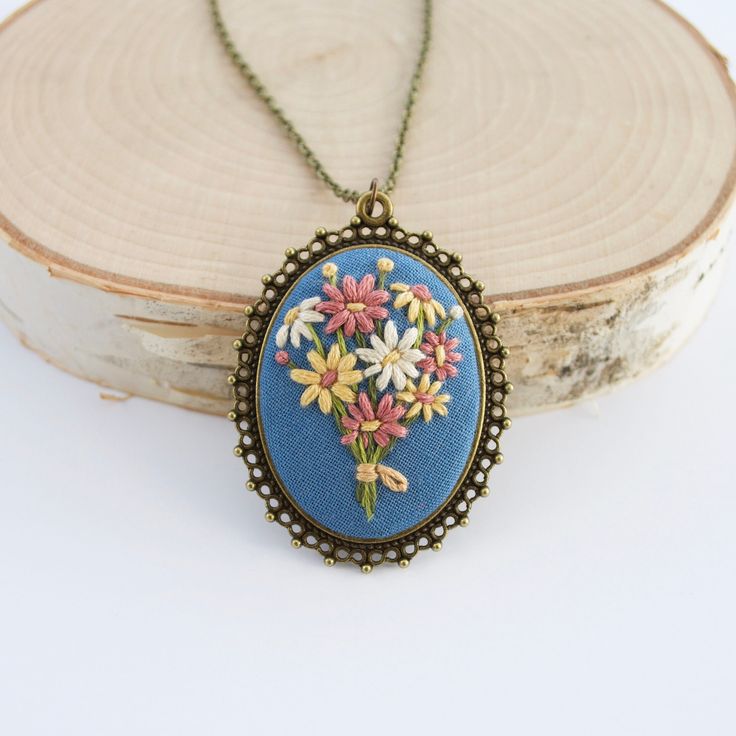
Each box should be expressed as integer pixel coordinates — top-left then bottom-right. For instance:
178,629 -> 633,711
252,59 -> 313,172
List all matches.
273,257 -> 464,520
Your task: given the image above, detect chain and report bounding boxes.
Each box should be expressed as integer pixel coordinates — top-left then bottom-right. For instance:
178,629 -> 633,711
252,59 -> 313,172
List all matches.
209,0 -> 433,203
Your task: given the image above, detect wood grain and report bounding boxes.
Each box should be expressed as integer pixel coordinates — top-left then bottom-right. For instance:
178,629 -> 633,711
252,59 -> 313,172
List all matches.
0,0 -> 734,414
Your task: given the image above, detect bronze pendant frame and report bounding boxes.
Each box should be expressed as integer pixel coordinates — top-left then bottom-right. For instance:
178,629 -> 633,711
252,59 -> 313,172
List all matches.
228,198 -> 512,572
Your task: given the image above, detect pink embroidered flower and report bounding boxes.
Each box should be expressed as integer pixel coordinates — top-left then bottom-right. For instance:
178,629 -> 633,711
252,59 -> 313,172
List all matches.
341,392 -> 407,449
417,331 -> 462,380
316,275 -> 389,337
275,350 -> 290,365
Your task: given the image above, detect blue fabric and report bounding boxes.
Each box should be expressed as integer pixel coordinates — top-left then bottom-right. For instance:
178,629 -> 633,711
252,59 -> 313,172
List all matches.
258,246 -> 482,540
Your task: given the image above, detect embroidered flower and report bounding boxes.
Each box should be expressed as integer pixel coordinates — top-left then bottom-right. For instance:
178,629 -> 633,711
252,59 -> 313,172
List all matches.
274,257 -> 466,521
290,344 -> 362,414
397,374 -> 451,422
341,392 -> 407,449
391,283 -> 446,327
377,257 -> 394,273
417,331 -> 462,380
316,274 -> 389,337
356,320 -> 424,392
276,297 -> 325,349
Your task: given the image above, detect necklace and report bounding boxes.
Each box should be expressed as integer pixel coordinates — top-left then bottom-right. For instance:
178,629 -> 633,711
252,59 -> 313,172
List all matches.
210,0 -> 432,203
216,1 -> 511,572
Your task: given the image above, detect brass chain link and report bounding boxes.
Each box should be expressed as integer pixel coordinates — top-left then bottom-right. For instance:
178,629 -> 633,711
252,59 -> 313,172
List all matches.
209,0 -> 433,203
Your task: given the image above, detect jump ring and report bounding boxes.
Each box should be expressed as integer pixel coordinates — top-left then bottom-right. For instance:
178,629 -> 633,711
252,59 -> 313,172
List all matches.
367,178 -> 379,216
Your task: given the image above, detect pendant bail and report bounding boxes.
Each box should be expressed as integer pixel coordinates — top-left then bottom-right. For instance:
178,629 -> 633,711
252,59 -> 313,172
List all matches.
356,181 -> 393,226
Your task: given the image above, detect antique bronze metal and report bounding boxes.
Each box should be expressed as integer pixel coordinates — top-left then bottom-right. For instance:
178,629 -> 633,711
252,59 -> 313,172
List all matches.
229,190 -> 511,570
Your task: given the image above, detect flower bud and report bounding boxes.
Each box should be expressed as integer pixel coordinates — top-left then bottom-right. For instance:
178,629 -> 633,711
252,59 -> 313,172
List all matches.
449,305 -> 464,321
377,257 -> 395,273
275,350 -> 290,366
322,262 -> 338,278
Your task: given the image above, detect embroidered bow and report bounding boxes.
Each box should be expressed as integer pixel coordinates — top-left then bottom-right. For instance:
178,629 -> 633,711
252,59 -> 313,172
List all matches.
356,463 -> 408,493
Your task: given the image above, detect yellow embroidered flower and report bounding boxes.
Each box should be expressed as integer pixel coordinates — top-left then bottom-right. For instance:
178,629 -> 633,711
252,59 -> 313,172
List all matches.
390,283 -> 446,327
290,344 -> 362,414
396,373 -> 450,422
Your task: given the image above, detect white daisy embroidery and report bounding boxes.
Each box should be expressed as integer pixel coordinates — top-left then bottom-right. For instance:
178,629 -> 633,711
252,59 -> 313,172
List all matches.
276,297 -> 325,349
355,320 -> 425,392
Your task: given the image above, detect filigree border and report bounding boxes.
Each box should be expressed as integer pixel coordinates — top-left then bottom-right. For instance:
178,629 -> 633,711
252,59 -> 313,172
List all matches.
228,213 -> 512,572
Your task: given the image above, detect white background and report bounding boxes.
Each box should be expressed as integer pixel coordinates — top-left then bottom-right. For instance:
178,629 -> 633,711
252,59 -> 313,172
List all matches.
1,1 -> 735,734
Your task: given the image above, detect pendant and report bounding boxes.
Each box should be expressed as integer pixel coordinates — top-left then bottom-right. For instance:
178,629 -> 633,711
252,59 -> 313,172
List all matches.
229,186 -> 511,571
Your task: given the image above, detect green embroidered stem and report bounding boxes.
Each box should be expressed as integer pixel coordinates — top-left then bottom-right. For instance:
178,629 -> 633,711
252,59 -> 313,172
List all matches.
356,481 -> 377,520
355,331 -> 379,402
368,377 -> 378,405
332,395 -> 347,417
437,316 -> 452,334
377,274 -> 388,340
414,311 -> 424,347
336,329 -> 348,356
376,317 -> 384,341
380,438 -> 397,457
307,324 -> 325,357
345,440 -> 362,464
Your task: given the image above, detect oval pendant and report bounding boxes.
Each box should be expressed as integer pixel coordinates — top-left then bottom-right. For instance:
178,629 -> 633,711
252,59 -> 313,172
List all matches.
230,191 -> 511,571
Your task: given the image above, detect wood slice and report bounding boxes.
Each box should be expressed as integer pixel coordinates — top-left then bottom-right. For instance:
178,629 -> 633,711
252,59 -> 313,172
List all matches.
0,0 -> 734,414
